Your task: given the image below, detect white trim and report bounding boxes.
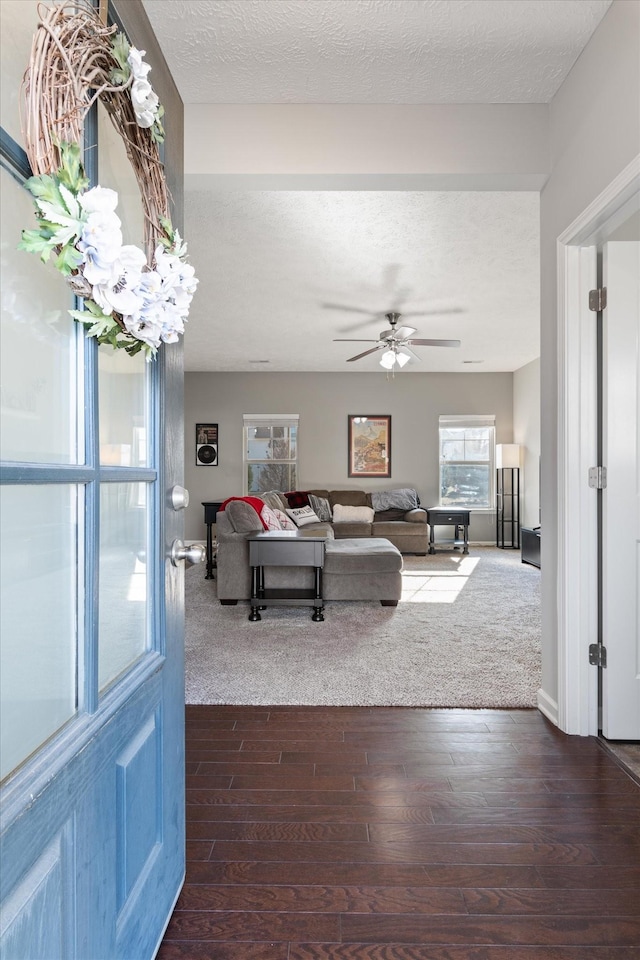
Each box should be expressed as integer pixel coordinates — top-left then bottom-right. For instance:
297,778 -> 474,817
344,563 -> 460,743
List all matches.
556,155 -> 640,736
537,688 -> 558,726
243,414 -> 299,422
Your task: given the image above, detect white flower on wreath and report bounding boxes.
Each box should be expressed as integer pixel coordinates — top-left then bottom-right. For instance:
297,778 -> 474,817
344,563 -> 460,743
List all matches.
78,186 -> 123,284
91,245 -> 147,316
127,47 -> 160,129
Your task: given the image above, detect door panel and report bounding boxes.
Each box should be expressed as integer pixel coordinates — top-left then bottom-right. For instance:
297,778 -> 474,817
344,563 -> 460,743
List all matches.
1,1 -> 186,956
602,240 -> 640,739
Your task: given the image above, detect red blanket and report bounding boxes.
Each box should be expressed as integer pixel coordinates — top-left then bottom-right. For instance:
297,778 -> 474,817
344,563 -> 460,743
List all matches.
219,496 -> 269,530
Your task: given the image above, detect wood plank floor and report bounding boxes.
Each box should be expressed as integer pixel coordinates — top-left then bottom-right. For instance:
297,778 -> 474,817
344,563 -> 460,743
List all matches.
158,706 -> 640,960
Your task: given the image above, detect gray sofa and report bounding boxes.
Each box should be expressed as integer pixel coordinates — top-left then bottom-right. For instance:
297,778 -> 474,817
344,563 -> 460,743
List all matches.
215,489 -> 413,605
272,488 -> 429,555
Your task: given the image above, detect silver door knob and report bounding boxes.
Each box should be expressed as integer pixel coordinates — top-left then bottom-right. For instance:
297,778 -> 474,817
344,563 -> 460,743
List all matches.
170,539 -> 205,566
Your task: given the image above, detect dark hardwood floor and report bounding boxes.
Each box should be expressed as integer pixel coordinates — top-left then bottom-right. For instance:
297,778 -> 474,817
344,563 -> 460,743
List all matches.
158,706 -> 640,959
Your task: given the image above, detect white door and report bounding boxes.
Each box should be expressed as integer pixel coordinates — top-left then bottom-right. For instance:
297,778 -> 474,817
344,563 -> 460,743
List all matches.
602,240 -> 640,740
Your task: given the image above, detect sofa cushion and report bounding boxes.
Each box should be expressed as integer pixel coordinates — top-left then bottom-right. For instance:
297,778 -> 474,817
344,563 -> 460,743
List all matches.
308,489 -> 330,500
324,537 -> 403,575
373,520 -> 427,538
332,521 -> 372,538
332,503 -> 374,523
329,490 -> 371,508
225,500 -> 263,533
373,508 -> 406,522
260,490 -> 289,512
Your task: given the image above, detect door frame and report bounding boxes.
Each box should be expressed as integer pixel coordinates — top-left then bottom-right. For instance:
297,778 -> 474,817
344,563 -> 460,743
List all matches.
555,154 -> 640,736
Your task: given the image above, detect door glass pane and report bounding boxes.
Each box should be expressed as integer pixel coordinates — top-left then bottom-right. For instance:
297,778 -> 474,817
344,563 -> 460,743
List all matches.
99,482 -> 148,692
99,347 -> 149,467
0,484 -> 78,781
0,164 -> 79,464
0,0 -> 41,145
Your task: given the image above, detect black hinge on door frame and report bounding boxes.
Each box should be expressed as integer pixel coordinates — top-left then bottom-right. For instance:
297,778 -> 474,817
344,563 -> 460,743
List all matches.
589,643 -> 607,668
589,287 -> 607,312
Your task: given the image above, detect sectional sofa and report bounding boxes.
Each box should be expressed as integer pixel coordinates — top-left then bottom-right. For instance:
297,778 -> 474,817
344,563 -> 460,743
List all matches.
214,488 -> 426,607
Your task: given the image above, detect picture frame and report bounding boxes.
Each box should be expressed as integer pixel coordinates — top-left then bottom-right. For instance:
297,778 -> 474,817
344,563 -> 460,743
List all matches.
348,415 -> 391,478
195,422 -> 218,466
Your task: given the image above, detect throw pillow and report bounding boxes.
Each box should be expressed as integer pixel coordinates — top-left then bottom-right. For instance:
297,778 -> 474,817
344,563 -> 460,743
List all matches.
308,493 -> 332,522
273,508 -> 296,530
286,505 -> 321,527
225,500 -> 263,533
332,504 -> 375,523
260,504 -> 283,531
285,490 -> 310,508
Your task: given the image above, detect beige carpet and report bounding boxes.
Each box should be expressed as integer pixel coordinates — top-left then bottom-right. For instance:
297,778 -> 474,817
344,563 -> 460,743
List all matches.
184,546 -> 541,708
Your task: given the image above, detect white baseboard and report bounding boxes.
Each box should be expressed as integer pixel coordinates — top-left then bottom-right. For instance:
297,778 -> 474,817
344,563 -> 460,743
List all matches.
537,688 -> 558,726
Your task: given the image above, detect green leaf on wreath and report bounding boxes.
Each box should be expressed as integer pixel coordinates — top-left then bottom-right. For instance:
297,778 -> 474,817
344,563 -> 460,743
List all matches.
56,142 -> 89,194
55,244 -> 84,276
111,32 -> 131,71
18,229 -> 53,255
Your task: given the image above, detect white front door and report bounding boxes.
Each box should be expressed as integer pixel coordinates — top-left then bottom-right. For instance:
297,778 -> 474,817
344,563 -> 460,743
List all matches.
601,240 -> 640,740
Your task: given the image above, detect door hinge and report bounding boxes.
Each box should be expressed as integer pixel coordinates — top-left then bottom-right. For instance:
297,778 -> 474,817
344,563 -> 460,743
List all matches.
588,466 -> 607,489
589,643 -> 607,668
589,287 -> 607,312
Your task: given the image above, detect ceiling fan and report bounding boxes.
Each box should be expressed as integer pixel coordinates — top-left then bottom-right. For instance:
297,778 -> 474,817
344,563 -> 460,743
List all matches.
333,312 -> 460,369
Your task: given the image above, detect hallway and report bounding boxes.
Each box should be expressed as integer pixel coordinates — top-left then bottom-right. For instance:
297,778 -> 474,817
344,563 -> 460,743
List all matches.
159,705 -> 640,957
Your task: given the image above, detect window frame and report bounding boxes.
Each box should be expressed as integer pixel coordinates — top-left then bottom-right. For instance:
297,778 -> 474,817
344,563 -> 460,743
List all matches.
438,415 -> 496,511
242,414 -> 299,495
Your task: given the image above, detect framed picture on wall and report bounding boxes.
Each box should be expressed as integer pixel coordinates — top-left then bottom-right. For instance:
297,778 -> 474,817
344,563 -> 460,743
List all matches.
348,415 -> 391,478
196,422 -> 218,466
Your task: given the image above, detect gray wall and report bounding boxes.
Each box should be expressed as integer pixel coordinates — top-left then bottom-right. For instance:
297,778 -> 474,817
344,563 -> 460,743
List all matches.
513,357 -> 540,530
185,370 -> 514,541
540,0 -> 640,709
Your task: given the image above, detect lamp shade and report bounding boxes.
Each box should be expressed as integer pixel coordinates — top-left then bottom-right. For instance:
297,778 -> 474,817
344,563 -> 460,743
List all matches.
496,443 -> 521,469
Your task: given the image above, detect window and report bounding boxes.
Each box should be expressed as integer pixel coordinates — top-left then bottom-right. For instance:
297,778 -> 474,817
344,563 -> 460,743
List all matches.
243,415 -> 299,494
439,416 -> 495,509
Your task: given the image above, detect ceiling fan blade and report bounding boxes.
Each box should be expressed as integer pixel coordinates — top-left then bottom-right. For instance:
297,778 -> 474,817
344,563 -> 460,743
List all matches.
400,307 -> 465,318
407,338 -> 461,348
322,302 -> 378,315
394,325 -> 417,339
346,345 -> 385,362
333,338 -> 378,343
401,345 -> 422,362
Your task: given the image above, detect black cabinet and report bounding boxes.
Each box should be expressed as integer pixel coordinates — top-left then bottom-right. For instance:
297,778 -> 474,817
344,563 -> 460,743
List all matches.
521,527 -> 541,568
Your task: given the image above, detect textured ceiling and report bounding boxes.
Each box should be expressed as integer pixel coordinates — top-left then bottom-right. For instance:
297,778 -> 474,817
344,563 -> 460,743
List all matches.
141,0 -> 610,373
142,0 -> 612,104
184,189 -> 539,373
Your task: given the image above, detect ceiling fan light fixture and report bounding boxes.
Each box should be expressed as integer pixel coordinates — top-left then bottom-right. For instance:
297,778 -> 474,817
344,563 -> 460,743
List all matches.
379,349 -> 397,370
396,351 -> 410,368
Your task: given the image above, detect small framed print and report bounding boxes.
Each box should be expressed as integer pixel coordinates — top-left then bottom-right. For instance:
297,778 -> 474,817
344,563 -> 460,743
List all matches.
196,423 -> 218,466
348,415 -> 391,478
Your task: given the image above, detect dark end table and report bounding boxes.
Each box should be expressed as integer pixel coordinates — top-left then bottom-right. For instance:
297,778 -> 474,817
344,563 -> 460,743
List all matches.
248,531 -> 326,622
202,501 -> 224,579
426,507 -> 470,555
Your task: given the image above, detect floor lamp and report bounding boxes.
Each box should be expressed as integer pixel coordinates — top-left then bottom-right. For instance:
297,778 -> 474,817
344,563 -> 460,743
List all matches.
496,444 -> 521,549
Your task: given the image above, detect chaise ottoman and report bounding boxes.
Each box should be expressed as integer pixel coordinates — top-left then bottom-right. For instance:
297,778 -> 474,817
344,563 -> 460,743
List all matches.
323,537 -> 403,606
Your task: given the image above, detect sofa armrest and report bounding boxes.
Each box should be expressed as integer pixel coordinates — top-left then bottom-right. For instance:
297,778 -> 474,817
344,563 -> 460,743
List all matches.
404,508 -> 428,524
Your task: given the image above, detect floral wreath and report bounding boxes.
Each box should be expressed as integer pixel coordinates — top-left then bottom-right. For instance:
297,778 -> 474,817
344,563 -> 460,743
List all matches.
19,0 -> 198,358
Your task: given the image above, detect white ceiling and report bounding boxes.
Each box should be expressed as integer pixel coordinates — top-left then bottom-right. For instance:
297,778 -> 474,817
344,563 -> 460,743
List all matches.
142,0 -> 611,104
140,0 -> 611,373
184,189 -> 540,373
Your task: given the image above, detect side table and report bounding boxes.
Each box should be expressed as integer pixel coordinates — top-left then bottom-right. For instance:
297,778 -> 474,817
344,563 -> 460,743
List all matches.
248,531 -> 326,622
202,500 -> 224,579
426,507 -> 470,554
